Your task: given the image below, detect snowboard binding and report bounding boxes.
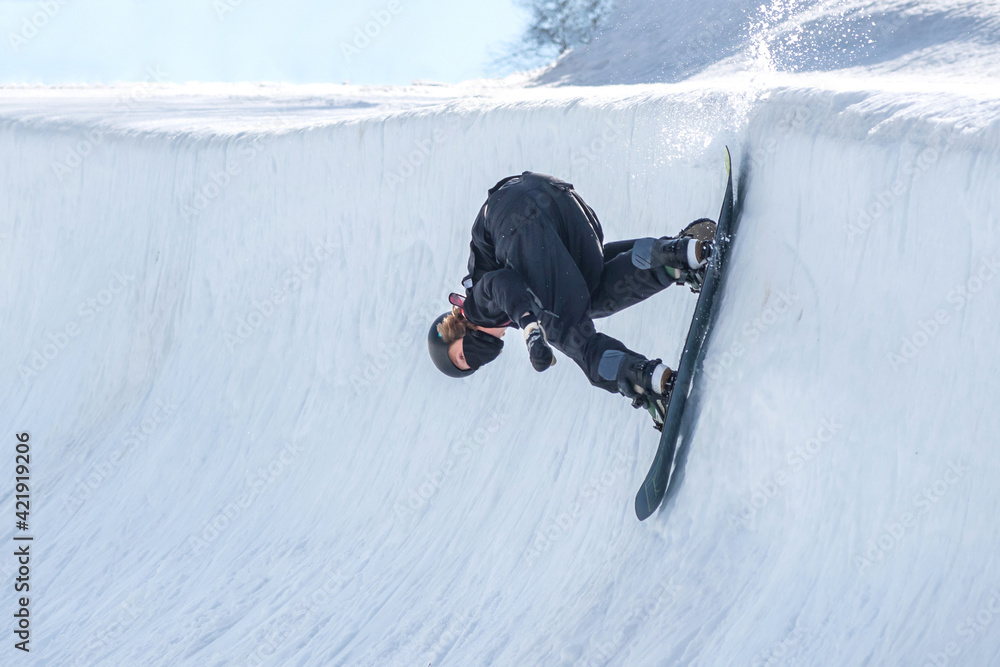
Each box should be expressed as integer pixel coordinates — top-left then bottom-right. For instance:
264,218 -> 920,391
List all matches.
670,218 -> 718,293
622,361 -> 675,431
634,370 -> 675,431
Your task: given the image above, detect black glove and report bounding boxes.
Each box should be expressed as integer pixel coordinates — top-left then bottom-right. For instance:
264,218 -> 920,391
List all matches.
521,317 -> 555,372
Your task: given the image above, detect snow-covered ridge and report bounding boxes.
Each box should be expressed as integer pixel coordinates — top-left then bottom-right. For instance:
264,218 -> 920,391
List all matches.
3,78 -> 1000,664
539,0 -> 1000,85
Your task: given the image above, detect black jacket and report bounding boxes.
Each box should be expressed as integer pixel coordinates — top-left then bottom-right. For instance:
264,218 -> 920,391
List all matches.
462,172 -> 605,329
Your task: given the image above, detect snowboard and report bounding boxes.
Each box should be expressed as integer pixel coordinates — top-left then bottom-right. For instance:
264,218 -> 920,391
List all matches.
634,146 -> 739,521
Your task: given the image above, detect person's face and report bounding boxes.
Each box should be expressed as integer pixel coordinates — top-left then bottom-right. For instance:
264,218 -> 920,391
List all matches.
448,337 -> 470,371
447,327 -> 505,371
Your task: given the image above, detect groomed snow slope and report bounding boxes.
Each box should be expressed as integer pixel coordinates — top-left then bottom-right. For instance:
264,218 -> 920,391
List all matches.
3,78 -> 1000,666
539,0 -> 1000,85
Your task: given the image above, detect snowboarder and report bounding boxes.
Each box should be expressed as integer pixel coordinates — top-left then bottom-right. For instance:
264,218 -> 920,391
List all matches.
427,171 -> 714,423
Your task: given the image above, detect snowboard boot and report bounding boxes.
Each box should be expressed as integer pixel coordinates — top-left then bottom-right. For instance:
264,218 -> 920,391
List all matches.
650,237 -> 709,273
663,218 -> 717,293
616,356 -> 675,430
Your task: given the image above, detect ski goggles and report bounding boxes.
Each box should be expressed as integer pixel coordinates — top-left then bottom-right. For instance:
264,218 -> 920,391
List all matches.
463,329 -> 503,370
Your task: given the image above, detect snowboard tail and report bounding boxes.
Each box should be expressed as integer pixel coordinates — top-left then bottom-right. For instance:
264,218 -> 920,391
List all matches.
634,146 -> 740,521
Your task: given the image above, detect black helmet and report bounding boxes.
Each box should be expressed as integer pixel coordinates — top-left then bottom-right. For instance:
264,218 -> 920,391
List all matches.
428,312 -> 475,378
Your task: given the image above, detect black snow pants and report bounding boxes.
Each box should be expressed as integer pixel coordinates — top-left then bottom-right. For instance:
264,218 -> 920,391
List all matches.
462,172 -> 676,394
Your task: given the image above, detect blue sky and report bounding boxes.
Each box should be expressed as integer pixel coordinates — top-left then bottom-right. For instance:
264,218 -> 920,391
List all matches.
0,0 -> 529,84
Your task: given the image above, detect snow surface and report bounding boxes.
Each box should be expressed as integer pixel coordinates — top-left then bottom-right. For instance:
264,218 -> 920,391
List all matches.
3,3 -> 1000,667
538,0 -> 1000,85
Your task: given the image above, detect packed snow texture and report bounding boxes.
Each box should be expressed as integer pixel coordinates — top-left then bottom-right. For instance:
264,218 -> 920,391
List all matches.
4,75 -> 999,666
538,0 -> 1000,85
3,3 -> 1000,667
